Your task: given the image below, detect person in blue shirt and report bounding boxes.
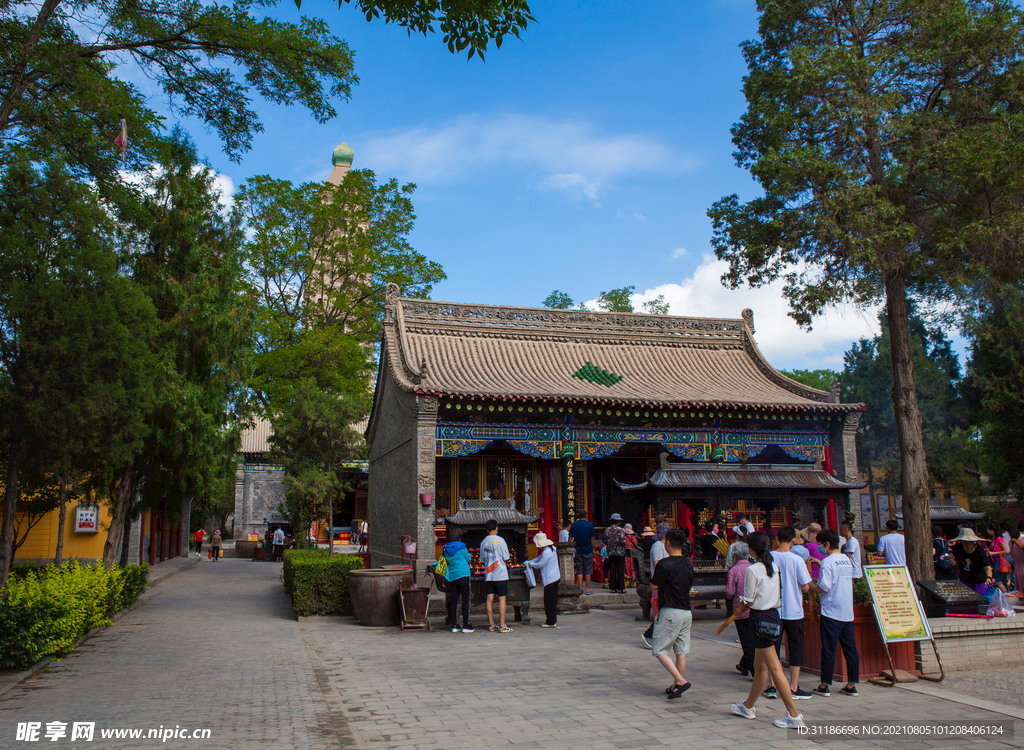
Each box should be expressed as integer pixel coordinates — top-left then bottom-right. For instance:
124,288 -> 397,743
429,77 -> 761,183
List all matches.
569,517 -> 596,594
442,527 -> 474,633
876,519 -> 907,567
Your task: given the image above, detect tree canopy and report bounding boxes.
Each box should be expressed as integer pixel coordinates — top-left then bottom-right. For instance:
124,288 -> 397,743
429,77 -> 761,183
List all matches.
0,0 -> 533,184
541,287 -> 670,314
239,169 -> 445,408
707,0 -> 1024,581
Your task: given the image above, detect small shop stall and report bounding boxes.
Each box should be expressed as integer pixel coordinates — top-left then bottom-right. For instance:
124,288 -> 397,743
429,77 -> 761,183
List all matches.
444,496 -> 539,624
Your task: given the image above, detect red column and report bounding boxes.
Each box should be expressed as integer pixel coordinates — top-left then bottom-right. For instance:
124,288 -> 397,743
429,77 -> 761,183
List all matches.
824,446 -> 838,529
676,501 -> 695,548
148,511 -> 156,566
174,519 -> 181,557
139,510 -> 145,565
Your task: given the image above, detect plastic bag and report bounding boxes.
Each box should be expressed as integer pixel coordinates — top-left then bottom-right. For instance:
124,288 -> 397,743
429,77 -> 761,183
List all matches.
987,589 -> 1017,617
523,564 -> 537,588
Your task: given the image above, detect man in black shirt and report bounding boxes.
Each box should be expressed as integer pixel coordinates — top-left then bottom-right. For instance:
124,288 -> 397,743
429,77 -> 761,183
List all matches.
651,529 -> 695,699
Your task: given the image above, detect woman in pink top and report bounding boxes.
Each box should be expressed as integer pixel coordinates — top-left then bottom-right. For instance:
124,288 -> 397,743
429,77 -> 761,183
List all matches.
1010,519 -> 1024,594
802,523 -> 827,578
725,543 -> 754,676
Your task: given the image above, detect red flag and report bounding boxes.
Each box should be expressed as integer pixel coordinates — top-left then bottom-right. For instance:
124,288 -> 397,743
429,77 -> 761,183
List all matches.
114,118 -> 127,155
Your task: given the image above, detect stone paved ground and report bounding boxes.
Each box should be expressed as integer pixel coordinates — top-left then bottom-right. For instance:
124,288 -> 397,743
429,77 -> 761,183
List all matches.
1,560 -> 1020,750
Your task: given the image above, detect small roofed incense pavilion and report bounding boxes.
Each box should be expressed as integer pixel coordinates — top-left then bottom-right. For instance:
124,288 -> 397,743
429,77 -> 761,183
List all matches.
365,286 -> 866,575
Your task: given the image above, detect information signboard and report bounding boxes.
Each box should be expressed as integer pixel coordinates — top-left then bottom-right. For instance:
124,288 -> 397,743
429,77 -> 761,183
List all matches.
863,565 -> 932,643
74,504 -> 100,533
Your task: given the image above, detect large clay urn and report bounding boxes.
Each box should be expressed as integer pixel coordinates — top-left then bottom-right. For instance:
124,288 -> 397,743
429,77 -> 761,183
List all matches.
348,568 -> 414,626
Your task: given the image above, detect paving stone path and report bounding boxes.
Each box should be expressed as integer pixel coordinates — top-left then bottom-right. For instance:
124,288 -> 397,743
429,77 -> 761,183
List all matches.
1,560 -> 1020,750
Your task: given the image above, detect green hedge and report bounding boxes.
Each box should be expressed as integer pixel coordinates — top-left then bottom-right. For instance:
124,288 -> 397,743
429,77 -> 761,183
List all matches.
0,562 -> 149,670
282,550 -> 364,616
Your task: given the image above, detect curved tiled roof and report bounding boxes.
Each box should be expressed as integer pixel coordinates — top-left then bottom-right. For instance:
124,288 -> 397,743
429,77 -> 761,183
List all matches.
614,464 -> 868,491
381,286 -> 858,412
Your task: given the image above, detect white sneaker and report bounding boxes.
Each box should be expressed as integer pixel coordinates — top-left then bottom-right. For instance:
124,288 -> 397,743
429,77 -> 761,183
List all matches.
730,702 -> 756,720
773,713 -> 805,728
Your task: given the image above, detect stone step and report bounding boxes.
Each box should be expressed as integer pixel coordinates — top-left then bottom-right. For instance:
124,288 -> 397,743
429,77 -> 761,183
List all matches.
594,603 -> 641,611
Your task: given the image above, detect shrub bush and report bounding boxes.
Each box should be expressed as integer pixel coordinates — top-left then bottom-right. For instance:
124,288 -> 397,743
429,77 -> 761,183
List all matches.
0,562 -> 149,671
282,550 -> 364,616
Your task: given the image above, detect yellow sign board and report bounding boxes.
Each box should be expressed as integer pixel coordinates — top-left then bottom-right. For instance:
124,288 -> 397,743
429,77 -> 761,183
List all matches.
864,565 -> 932,643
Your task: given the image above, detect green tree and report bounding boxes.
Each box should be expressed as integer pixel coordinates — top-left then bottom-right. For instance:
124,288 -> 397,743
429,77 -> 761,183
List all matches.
240,169 -> 444,408
0,160 -> 159,587
0,0 -> 533,182
780,369 -> 839,393
543,290 -> 575,309
707,0 -> 1024,581
641,295 -> 670,315
841,310 -> 977,497
967,282 -> 1024,500
596,286 -> 635,313
268,379 -> 367,553
115,133 -> 255,567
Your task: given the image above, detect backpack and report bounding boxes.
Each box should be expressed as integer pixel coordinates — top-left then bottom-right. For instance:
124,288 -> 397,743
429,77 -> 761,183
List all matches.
934,538 -> 955,575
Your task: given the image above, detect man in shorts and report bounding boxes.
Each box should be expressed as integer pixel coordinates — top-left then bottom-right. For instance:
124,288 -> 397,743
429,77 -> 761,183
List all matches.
651,529 -> 695,699
569,516 -> 596,594
768,525 -> 813,700
479,519 -> 513,633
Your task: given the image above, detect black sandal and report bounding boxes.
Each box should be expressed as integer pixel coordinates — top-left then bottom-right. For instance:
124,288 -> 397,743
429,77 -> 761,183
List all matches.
667,682 -> 691,699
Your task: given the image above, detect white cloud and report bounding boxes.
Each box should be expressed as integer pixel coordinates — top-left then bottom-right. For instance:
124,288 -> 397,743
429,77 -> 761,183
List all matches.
671,247 -> 688,259
358,114 -> 695,201
633,254 -> 881,370
210,172 -> 236,213
633,213 -> 647,221
541,172 -> 600,203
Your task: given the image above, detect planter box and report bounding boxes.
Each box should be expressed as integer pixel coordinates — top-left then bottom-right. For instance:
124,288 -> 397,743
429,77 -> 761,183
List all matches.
786,603 -> 919,681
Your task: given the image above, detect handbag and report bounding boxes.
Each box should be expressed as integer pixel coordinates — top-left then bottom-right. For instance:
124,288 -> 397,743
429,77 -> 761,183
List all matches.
753,611 -> 782,641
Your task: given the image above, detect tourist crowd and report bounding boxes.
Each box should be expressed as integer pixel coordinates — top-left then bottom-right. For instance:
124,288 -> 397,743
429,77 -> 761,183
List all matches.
436,512 -> 1024,731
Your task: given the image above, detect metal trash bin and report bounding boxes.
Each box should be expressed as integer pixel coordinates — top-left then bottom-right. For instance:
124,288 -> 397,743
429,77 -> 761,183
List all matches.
398,586 -> 430,630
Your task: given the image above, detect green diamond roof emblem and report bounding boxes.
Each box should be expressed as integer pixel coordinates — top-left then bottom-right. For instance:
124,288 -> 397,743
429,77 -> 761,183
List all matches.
572,361 -> 623,388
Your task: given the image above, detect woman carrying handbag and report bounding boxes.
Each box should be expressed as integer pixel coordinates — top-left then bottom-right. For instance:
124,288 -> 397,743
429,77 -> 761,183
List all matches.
729,532 -> 804,729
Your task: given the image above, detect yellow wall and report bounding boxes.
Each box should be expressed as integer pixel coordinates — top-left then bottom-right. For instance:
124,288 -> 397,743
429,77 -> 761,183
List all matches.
14,503 -> 114,562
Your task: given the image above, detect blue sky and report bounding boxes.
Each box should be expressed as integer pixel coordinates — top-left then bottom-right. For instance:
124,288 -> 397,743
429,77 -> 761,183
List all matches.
180,0 -> 886,372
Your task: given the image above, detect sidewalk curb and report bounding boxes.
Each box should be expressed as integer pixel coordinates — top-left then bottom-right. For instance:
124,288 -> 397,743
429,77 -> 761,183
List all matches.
0,557 -> 199,699
896,682 -> 1024,720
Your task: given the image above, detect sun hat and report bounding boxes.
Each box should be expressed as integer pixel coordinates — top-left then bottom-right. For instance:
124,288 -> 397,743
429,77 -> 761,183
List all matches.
951,528 -> 985,544
656,522 -> 670,541
792,527 -> 806,544
624,523 -> 635,534
641,526 -> 655,537
610,513 -> 623,521
803,523 -> 822,540
532,532 -> 555,548
214,529 -> 221,534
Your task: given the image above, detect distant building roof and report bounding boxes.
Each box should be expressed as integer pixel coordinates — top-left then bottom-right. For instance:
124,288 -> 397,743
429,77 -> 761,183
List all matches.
240,416 -> 273,454
895,496 -> 985,522
380,286 -> 860,413
239,415 -> 369,459
615,463 -> 867,492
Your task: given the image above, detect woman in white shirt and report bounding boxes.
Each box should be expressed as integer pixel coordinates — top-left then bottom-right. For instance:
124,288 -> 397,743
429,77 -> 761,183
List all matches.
730,532 -> 805,729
